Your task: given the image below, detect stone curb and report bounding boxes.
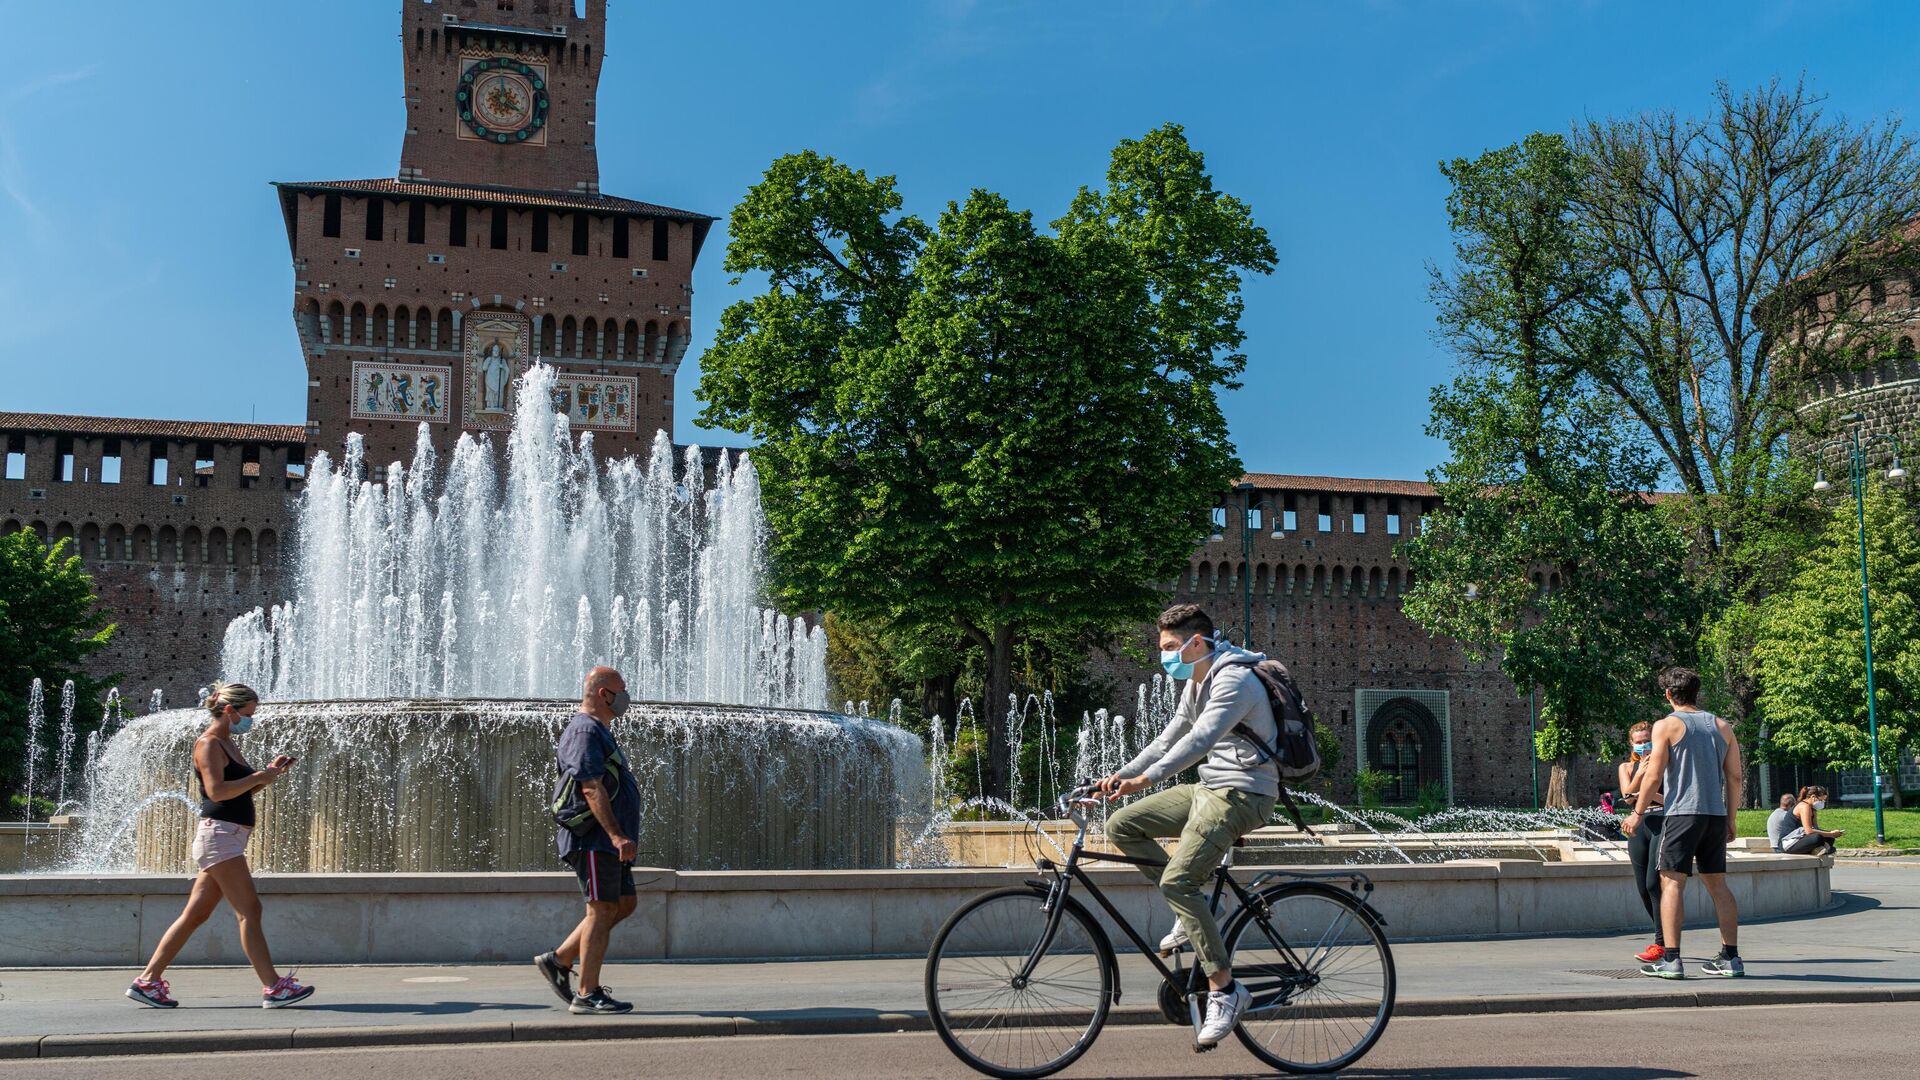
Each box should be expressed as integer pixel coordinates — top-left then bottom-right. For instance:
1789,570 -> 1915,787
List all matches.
9,987 -> 1919,1058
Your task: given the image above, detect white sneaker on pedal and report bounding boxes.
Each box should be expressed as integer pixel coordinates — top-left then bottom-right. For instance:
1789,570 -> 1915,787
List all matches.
1158,924 -> 1190,954
1195,981 -> 1250,1049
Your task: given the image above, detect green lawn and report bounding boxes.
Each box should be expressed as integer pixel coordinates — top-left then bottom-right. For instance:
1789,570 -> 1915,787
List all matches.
1734,806 -> 1920,850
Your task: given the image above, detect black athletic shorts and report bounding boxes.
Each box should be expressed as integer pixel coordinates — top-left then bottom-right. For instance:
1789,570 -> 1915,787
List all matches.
565,850 -> 637,903
1656,813 -> 1729,876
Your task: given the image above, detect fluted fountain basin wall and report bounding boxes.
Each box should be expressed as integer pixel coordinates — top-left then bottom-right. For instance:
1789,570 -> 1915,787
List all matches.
69,700 -> 926,873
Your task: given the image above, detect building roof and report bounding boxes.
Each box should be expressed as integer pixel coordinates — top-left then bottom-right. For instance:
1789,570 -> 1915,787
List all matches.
1238,472 -> 1438,498
0,412 -> 306,444
272,178 -> 716,221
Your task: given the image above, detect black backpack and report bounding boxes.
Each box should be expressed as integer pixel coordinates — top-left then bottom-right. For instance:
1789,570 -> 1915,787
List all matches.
1218,655 -> 1323,834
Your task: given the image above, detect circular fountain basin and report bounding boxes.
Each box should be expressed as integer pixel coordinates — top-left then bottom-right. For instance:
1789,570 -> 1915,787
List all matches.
68,699 -> 926,873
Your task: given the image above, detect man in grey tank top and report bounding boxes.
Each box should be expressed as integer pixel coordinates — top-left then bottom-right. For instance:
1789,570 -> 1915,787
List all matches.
1624,667 -> 1745,979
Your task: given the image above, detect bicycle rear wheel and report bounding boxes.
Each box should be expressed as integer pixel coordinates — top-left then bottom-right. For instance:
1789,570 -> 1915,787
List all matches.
924,885 -> 1114,1079
1225,882 -> 1394,1073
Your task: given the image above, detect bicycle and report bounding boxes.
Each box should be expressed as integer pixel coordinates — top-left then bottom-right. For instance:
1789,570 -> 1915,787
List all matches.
925,781 -> 1395,1078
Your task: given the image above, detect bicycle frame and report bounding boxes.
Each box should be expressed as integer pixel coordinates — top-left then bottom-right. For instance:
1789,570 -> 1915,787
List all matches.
1013,797 -> 1327,1010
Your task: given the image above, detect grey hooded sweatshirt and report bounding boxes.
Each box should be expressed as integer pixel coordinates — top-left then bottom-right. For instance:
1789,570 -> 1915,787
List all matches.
1118,643 -> 1280,798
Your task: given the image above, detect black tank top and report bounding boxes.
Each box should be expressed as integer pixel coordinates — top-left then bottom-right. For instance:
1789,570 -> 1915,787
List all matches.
196,741 -> 256,828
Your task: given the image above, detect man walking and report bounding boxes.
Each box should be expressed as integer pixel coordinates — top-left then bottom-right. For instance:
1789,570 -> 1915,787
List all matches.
534,666 -> 643,1013
1100,604 -> 1280,1050
1625,667 -> 1744,979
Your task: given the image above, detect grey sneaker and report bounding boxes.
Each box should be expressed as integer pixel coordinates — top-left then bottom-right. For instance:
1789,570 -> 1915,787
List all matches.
534,951 -> 574,1005
1701,954 -> 1745,977
569,986 -> 634,1015
1195,981 -> 1250,1050
1640,955 -> 1685,980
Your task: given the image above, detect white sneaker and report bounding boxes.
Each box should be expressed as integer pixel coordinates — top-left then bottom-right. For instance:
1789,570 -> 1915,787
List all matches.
1195,981 -> 1250,1049
1158,923 -> 1190,954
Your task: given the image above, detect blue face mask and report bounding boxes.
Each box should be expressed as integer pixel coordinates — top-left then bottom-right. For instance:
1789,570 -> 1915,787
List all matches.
1159,635 -> 1214,681
1632,742 -> 1651,756
230,711 -> 255,734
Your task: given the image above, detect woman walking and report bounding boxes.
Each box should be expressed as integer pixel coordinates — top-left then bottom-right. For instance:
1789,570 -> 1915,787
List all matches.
1780,785 -> 1844,856
1618,720 -> 1666,964
126,682 -> 316,1009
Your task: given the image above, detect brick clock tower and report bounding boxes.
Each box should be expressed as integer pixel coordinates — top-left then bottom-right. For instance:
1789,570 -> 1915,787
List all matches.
273,0 -> 714,470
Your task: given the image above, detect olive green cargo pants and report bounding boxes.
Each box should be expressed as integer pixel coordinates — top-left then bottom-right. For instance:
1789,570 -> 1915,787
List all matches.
1105,783 -> 1275,976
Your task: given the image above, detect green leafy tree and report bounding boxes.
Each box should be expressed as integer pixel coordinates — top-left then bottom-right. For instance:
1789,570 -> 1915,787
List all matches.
1752,484 -> 1920,804
1404,134 -> 1702,807
1572,80 -> 1920,729
0,531 -> 117,805
699,126 -> 1273,798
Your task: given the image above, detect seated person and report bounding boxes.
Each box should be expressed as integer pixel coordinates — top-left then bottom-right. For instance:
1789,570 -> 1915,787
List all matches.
1779,786 -> 1842,855
1765,792 -> 1797,852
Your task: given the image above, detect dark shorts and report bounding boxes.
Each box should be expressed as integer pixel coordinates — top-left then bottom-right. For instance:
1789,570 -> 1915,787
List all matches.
1657,813 -> 1728,876
565,850 -> 636,903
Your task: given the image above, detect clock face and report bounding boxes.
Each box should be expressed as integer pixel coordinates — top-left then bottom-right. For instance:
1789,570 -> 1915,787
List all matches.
457,58 -> 549,143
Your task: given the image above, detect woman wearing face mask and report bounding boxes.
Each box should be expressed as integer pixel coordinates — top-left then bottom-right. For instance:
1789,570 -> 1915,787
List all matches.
1780,785 -> 1844,856
1618,720 -> 1667,963
126,682 -> 314,1010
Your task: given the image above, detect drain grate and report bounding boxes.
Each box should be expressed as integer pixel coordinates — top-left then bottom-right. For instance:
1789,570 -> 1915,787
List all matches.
1568,968 -> 1645,980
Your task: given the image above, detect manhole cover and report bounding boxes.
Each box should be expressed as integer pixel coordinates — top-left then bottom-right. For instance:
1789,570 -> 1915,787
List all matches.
1568,968 -> 1644,980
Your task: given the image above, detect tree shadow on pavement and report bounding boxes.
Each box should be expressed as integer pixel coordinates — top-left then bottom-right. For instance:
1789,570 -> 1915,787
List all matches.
1121,1060 -> 1697,1068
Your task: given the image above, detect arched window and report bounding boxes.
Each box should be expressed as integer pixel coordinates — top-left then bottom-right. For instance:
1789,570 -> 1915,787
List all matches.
583,317 -> 599,360
559,316 -> 577,358
644,320 -> 660,362
326,300 -> 345,345
305,298 -> 323,343
258,529 -> 278,570
182,526 -> 203,564
131,524 -> 152,562
372,304 -> 389,347
207,527 -> 229,566
1365,698 -> 1445,805
157,525 -> 178,565
106,523 -> 126,561
540,317 -> 557,357
79,522 -> 101,562
233,528 -> 254,567
437,309 -> 454,351
1872,280 -> 1888,309
1899,336 -> 1915,358
623,319 -> 640,361
349,302 -> 367,346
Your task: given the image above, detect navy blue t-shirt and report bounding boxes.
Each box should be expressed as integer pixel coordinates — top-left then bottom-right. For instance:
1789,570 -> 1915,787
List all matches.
552,712 -> 642,861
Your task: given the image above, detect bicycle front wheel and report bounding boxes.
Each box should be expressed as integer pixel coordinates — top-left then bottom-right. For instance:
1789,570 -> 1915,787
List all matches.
924,885 -> 1114,1079
1225,882 -> 1395,1073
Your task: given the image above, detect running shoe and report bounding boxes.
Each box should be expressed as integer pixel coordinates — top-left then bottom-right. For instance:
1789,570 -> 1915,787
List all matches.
1700,955 -> 1745,978
126,977 -> 177,1008
1158,923 -> 1190,955
1194,981 -> 1250,1050
533,951 -> 574,1005
569,986 -> 634,1015
1634,942 -> 1665,963
1639,955 -> 1685,980
262,974 -> 316,1008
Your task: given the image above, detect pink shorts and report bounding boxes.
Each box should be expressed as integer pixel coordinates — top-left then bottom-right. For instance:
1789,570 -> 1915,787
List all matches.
190,819 -> 252,871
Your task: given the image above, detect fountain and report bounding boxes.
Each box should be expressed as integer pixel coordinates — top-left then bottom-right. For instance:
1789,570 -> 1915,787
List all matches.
63,364 -> 927,873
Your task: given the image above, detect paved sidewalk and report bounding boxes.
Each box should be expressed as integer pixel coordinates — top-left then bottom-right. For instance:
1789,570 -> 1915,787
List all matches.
1,865 -> 1914,1059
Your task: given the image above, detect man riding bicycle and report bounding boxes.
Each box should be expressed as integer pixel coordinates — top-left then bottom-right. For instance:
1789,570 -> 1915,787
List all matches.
1098,603 -> 1280,1050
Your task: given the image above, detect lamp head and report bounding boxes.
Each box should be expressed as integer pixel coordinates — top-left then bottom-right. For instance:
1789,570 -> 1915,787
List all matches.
1813,472 -> 1832,492
1891,461 -> 1908,481
1841,411 -> 1864,424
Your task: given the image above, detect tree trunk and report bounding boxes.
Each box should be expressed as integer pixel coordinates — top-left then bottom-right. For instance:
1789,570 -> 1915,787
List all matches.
984,623 -> 1016,804
919,673 -> 957,733
1544,757 -> 1572,810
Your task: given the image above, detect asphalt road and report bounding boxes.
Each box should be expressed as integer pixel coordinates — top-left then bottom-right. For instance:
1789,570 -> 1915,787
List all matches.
2,1000 -> 1910,1080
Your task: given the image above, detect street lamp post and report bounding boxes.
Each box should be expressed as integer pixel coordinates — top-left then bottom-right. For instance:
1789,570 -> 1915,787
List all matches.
1811,413 -> 1907,846
1235,482 -> 1283,651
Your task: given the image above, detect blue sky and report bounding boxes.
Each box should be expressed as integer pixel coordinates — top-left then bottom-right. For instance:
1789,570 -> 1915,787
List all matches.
2,1 -> 1914,480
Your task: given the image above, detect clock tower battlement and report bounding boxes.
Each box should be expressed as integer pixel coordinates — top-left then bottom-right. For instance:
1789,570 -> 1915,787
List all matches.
400,0 -> 606,194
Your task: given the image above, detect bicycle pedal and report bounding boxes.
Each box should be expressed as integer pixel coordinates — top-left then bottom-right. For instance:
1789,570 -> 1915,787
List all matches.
1193,1040 -> 1217,1055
